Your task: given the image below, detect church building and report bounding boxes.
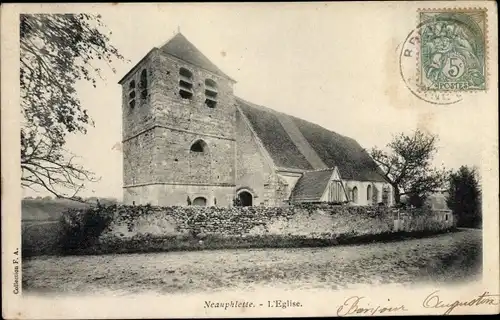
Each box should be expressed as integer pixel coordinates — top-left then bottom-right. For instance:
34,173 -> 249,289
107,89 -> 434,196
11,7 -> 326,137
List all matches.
119,33 -> 393,207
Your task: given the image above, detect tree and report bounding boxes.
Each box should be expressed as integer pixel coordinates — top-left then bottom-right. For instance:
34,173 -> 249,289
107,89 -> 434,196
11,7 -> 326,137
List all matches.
370,129 -> 448,206
20,14 -> 125,200
446,166 -> 482,228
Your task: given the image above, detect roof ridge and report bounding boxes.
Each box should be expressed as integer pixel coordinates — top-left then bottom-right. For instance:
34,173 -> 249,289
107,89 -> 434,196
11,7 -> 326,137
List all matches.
303,167 -> 335,173
158,31 -> 181,49
236,96 -> 353,142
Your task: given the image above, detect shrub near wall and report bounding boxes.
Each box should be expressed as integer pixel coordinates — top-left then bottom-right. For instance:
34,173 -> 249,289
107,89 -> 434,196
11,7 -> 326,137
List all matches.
52,203 -> 455,256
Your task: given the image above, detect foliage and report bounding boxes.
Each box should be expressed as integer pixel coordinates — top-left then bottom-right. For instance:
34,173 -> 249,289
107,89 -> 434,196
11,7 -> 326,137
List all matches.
446,166 -> 482,228
370,129 -> 448,205
59,204 -> 115,253
20,14 -> 125,200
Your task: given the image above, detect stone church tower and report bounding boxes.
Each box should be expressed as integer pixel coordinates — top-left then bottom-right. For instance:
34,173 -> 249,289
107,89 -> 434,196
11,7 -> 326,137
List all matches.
119,33 -> 237,206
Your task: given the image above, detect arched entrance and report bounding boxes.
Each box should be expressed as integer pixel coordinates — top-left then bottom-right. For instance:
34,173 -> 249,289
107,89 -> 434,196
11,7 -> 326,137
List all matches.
237,191 -> 253,207
192,197 -> 207,206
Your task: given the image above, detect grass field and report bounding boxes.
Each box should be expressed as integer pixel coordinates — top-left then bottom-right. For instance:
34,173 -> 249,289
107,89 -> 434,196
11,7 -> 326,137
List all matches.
23,228 -> 481,295
22,199 -> 91,221
22,198 -> 118,256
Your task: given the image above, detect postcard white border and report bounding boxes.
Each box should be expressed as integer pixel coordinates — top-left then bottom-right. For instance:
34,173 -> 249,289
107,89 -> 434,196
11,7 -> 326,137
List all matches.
2,2 -> 499,318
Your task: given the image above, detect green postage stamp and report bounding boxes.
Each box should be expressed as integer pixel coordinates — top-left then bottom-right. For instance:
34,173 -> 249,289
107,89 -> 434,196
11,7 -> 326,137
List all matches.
419,9 -> 487,91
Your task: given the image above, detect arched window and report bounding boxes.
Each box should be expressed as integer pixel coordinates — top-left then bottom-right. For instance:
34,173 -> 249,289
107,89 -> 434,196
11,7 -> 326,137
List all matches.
192,197 -> 207,206
237,191 -> 253,207
140,69 -> 148,100
205,79 -> 218,108
128,80 -> 136,108
190,139 -> 207,153
351,187 -> 358,204
179,67 -> 193,99
367,185 -> 372,201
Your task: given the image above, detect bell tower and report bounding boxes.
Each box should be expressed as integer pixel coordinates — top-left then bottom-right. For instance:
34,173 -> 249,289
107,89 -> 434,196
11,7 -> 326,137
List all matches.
119,32 -> 237,206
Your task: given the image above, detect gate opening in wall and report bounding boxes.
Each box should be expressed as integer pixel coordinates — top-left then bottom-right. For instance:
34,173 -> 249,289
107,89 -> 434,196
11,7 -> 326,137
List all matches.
193,197 -> 207,206
237,191 -> 253,206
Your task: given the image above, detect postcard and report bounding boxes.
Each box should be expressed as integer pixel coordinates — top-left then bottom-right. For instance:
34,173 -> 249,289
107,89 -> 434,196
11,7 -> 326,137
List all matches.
1,1 -> 498,318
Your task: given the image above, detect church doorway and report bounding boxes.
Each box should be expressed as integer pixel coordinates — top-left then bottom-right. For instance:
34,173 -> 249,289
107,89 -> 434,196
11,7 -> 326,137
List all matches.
237,191 -> 253,207
192,197 -> 207,206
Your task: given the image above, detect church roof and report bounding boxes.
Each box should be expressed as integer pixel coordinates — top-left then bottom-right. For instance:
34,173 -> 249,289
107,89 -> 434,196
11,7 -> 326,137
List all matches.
118,33 -> 234,85
290,169 -> 335,201
237,98 -> 313,170
160,33 -> 234,81
236,97 -> 388,182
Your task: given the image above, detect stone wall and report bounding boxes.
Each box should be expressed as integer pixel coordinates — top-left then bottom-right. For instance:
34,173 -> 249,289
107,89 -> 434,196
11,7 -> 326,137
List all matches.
121,54 -> 155,189
152,127 -> 235,186
235,109 -> 273,205
149,51 -> 236,139
344,180 -> 393,206
122,130 -> 156,186
27,204 -> 456,256
123,184 -> 234,207
99,205 -> 454,245
121,53 -> 156,140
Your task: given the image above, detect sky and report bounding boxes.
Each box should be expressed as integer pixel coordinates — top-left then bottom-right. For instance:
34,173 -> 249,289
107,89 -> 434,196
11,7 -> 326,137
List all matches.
21,3 -> 495,199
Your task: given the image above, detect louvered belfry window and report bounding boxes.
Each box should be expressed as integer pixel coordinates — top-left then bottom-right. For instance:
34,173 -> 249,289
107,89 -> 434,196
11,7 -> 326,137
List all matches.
179,67 -> 194,99
128,80 -> 136,108
204,79 -> 218,108
140,69 -> 148,100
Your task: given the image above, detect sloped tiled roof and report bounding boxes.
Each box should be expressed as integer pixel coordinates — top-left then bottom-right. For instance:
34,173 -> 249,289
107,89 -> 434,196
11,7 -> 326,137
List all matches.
237,98 -> 313,170
291,117 -> 387,181
290,169 -> 334,201
118,33 -> 234,85
160,33 -> 233,80
236,97 -> 387,183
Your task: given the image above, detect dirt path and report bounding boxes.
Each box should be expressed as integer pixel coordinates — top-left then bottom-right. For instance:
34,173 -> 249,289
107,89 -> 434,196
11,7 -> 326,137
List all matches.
23,229 -> 481,294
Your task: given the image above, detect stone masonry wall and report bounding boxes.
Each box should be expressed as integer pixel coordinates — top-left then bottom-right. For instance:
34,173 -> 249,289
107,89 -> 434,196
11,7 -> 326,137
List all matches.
152,127 -> 235,186
344,180 -> 393,206
123,130 -> 156,186
97,205 -> 455,245
123,184 -> 234,207
121,55 -> 156,190
149,51 -> 236,140
27,204 -> 457,256
235,109 -> 273,205
121,55 -> 154,140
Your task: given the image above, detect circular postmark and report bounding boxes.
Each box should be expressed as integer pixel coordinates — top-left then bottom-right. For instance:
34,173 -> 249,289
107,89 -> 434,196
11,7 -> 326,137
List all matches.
399,10 -> 487,105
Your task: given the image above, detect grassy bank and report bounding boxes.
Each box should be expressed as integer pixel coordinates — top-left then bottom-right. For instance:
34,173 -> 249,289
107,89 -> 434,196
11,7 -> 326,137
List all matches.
23,221 -> 457,258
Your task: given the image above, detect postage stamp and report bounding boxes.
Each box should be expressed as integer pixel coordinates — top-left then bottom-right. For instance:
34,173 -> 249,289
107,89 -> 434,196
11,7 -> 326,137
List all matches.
399,8 -> 489,105
418,9 -> 487,92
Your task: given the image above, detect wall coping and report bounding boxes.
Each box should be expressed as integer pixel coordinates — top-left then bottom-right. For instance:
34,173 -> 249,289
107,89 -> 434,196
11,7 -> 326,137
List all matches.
124,182 -> 236,188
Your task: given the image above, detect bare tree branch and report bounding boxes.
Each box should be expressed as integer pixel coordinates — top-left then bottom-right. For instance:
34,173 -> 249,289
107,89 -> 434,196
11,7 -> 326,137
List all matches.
20,14 -> 124,201
369,129 -> 448,206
